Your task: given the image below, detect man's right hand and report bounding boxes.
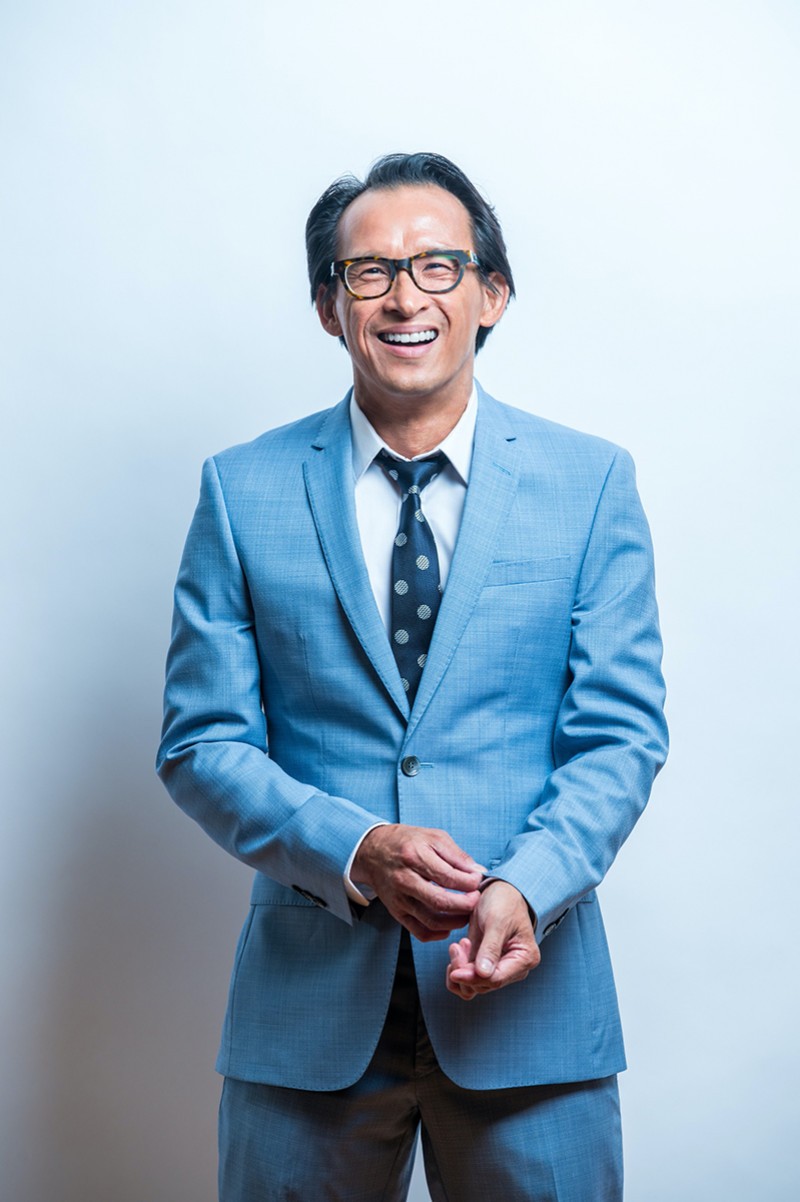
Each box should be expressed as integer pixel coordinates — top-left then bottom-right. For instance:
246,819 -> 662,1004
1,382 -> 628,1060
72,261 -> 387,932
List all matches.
352,824 -> 485,941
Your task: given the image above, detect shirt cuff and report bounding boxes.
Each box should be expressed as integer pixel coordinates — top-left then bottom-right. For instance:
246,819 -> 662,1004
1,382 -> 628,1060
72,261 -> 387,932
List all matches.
343,822 -> 389,906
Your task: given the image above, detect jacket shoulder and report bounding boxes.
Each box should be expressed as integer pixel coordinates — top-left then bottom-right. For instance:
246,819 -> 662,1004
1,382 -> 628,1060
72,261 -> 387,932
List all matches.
212,403 -> 339,467
204,399 -> 348,497
481,392 -> 629,474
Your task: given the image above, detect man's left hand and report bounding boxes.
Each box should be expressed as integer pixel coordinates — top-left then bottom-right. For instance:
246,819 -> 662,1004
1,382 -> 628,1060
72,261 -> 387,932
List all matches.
446,880 -> 540,1000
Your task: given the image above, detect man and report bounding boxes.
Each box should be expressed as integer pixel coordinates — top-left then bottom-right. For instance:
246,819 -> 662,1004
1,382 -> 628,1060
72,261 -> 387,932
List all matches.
158,152 -> 667,1201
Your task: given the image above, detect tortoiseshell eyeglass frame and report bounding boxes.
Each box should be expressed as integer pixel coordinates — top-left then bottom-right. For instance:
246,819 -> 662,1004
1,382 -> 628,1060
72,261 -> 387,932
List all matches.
330,249 -> 481,300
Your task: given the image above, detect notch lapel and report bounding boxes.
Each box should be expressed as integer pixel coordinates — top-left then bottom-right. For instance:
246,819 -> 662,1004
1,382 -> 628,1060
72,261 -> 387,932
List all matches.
303,396 -> 410,720
406,392 -> 519,739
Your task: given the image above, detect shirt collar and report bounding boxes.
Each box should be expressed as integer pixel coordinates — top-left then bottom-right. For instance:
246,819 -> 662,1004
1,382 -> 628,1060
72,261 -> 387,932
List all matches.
350,383 -> 477,486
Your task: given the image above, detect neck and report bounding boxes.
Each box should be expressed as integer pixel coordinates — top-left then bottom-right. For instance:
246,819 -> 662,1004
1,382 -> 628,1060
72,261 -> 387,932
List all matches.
355,386 -> 471,459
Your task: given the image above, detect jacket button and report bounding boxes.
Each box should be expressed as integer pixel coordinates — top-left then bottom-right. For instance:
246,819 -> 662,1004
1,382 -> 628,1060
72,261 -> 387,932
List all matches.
401,755 -> 421,777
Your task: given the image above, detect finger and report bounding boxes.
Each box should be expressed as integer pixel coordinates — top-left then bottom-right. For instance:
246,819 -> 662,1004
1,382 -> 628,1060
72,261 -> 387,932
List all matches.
357,826 -> 483,894
411,927 -> 453,943
498,937 -> 540,978
447,969 -> 481,987
447,959 -> 475,978
448,937 -> 472,968
447,946 -> 486,985
470,926 -> 507,978
401,893 -> 476,933
398,898 -> 475,939
400,913 -> 454,942
373,830 -> 483,896
448,948 -> 533,995
416,860 -> 485,896
446,965 -> 478,1000
425,845 -> 486,891
430,833 -> 487,875
375,883 -> 477,931
410,881 -> 482,915
415,921 -> 471,941
467,884 -> 534,977
483,952 -> 532,987
473,942 -> 541,989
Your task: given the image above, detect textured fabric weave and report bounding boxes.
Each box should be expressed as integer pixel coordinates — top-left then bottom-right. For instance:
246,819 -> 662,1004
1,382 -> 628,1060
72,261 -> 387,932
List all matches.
219,936 -> 623,1201
157,387 -> 668,1090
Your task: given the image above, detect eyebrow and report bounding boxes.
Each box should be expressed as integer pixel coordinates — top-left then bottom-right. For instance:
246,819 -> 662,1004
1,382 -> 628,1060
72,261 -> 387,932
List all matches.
341,246 -> 456,260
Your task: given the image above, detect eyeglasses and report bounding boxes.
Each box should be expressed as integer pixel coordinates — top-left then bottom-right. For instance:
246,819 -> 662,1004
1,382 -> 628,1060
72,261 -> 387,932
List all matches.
330,249 -> 481,300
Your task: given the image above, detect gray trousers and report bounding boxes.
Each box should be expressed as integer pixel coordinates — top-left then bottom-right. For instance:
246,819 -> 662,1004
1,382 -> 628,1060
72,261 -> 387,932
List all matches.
219,935 -> 622,1201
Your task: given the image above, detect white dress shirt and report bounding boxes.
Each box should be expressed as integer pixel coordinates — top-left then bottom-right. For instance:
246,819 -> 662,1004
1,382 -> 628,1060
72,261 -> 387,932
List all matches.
349,387 -> 477,632
342,385 -> 478,903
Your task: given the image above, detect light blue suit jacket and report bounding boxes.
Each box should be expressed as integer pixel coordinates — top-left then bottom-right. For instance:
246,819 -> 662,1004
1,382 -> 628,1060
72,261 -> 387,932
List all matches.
157,386 -> 667,1091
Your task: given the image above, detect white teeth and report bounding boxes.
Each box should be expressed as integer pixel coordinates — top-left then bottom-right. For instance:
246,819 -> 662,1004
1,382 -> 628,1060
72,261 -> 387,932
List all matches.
382,330 -> 437,344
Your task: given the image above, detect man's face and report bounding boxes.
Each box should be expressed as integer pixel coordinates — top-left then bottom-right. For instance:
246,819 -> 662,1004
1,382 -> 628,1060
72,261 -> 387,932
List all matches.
317,184 -> 508,414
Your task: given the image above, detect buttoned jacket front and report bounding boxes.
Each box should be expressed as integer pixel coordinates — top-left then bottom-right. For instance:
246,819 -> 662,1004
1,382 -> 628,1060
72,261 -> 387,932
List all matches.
157,385 -> 668,1091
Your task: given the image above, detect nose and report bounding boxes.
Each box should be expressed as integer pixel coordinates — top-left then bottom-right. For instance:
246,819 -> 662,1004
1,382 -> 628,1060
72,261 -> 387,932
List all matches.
384,266 -> 427,315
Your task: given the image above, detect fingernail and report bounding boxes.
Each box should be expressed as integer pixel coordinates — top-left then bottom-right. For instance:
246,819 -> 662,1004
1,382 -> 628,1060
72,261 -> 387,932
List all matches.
478,958 -> 493,974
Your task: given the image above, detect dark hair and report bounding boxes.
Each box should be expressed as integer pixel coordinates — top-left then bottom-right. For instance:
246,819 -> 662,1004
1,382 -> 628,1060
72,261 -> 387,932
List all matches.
306,152 -> 515,353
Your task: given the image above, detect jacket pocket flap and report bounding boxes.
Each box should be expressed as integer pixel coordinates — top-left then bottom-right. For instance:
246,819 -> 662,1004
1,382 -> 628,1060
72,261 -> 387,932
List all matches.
485,555 -> 572,586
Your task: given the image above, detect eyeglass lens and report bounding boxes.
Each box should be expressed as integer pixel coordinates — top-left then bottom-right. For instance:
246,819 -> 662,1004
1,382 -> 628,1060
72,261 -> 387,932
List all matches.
344,254 -> 463,298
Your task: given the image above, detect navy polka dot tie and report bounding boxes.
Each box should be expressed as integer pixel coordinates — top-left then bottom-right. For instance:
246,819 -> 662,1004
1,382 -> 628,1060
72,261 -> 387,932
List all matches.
377,449 -> 445,706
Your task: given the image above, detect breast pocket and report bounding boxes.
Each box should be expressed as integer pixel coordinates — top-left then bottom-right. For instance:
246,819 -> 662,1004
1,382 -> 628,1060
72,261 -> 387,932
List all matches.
484,555 -> 573,586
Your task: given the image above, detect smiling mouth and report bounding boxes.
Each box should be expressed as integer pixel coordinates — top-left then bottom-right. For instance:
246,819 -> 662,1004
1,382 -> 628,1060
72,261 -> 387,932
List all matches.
378,330 -> 438,345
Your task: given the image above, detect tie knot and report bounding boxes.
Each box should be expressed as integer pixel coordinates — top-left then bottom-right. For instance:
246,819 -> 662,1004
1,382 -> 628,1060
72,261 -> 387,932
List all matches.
377,449 -> 445,497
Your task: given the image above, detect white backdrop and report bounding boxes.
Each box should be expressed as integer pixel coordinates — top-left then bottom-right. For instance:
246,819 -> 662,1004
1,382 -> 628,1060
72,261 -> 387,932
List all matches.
2,3 -> 798,1199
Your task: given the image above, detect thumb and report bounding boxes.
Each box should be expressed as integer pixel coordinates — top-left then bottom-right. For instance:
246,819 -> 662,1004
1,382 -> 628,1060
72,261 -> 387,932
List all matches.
471,929 -> 504,978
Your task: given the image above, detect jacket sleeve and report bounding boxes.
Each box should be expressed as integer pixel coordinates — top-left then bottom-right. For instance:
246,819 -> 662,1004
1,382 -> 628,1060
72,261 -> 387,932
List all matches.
156,456 -> 383,924
491,448 -> 669,937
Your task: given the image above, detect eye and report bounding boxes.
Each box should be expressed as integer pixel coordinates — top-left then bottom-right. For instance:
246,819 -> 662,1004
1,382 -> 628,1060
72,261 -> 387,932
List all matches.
418,256 -> 459,278
350,262 -> 391,283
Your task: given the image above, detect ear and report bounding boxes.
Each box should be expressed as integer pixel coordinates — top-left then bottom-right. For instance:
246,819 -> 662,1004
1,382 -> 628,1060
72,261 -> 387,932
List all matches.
479,273 -> 511,330
316,283 -> 343,337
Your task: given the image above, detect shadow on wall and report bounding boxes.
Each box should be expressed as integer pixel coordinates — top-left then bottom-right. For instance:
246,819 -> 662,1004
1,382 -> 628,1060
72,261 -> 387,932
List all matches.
34,686 -> 250,1202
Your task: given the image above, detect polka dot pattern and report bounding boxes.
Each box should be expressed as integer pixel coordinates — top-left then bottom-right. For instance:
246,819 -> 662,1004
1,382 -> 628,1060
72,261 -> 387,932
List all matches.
377,448 -> 445,708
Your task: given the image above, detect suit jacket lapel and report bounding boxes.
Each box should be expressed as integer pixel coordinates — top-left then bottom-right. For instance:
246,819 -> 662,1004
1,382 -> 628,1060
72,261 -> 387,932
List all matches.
406,390 -> 519,738
303,395 -> 410,720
